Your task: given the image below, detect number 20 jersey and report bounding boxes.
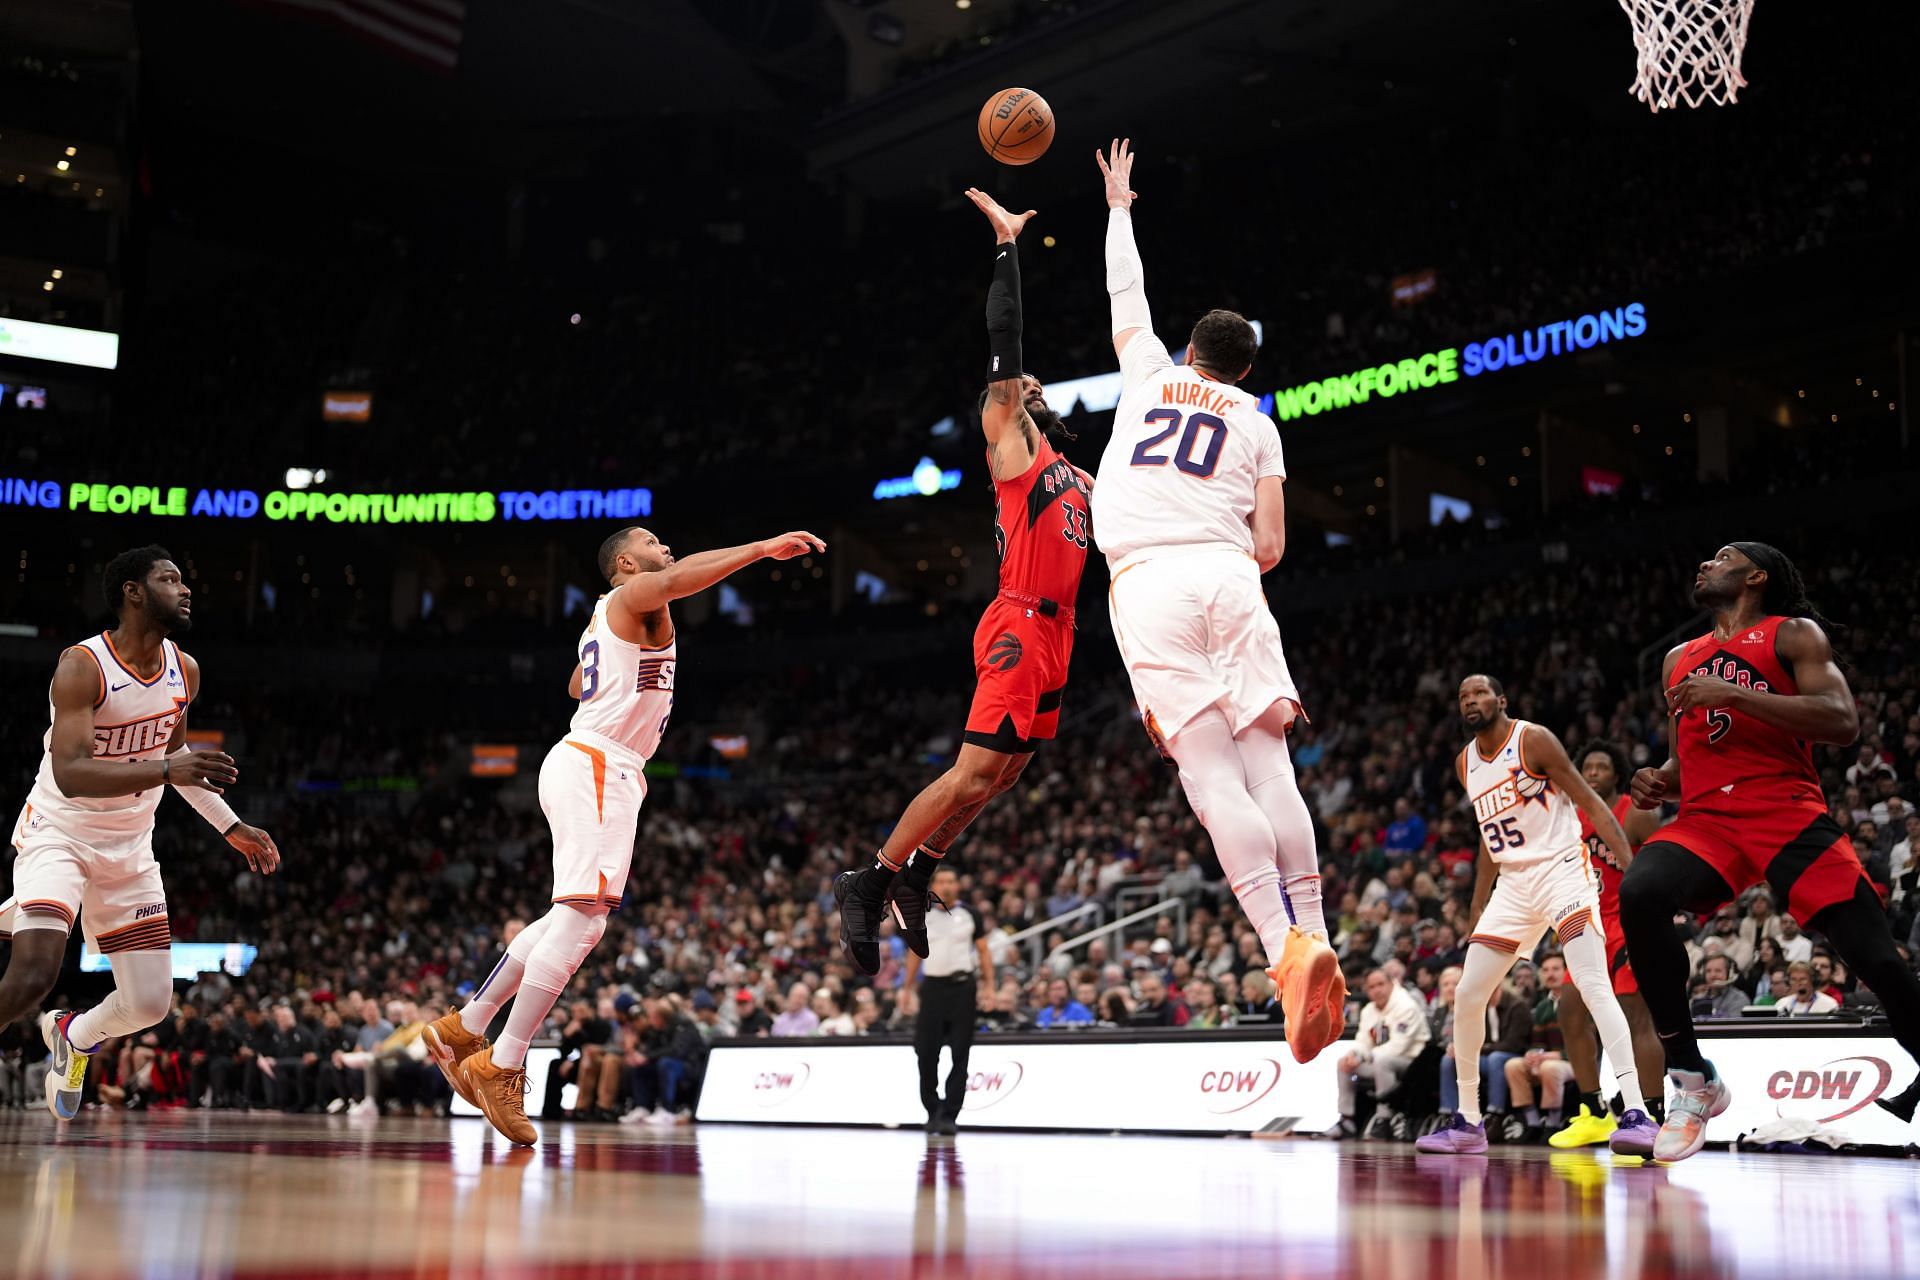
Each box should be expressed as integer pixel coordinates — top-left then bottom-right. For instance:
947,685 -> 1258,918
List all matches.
1092,332 -> 1287,573
569,594 -> 675,760
1667,613 -> 1820,812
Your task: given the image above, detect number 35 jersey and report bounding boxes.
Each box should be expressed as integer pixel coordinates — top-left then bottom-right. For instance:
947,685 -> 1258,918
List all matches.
1092,331 -> 1287,573
1464,720 -> 1580,867
1668,614 -> 1821,812
569,594 -> 674,761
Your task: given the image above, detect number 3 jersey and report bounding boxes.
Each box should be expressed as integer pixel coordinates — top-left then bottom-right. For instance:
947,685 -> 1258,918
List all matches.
990,432 -> 1091,605
1464,719 -> 1581,866
1668,614 -> 1821,812
1092,331 -> 1286,573
568,594 -> 675,761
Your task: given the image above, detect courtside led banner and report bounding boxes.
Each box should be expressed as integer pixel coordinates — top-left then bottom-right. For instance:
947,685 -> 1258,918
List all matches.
0,478 -> 652,524
1265,301 -> 1647,422
0,317 -> 120,370
699,1026 -> 1914,1145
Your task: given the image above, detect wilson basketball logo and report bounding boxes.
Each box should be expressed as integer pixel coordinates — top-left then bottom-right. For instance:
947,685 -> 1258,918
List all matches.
988,632 -> 1023,671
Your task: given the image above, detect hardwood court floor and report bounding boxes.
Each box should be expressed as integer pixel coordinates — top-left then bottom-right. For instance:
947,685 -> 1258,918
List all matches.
1,1111 -> 1915,1279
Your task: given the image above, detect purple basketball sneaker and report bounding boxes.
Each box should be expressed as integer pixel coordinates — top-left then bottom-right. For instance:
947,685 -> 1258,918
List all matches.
1609,1108 -> 1660,1156
1415,1112 -> 1489,1154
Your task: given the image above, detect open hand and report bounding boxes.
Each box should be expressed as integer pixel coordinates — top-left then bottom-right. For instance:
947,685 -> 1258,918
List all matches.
964,188 -> 1037,243
760,531 -> 827,561
228,823 -> 282,875
1095,137 -> 1137,210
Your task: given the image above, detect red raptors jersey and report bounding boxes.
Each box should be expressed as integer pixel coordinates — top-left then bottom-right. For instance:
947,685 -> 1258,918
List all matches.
1668,615 -> 1822,812
1581,793 -> 1636,924
990,435 -> 1092,603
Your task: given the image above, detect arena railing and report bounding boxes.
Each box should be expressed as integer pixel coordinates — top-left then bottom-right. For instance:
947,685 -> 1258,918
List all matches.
1044,898 -> 1190,970
1002,901 -> 1106,971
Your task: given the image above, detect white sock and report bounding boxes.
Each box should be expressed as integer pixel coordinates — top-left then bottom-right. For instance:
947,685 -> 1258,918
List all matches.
460,912 -> 554,1035
1169,708 -> 1292,966
1236,705 -> 1328,937
1450,943 -> 1518,1125
1561,925 -> 1649,1114
69,951 -> 174,1050
492,904 -> 604,1068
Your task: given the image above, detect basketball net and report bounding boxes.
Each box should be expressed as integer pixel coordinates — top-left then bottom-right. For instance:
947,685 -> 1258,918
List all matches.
1618,0 -> 1755,112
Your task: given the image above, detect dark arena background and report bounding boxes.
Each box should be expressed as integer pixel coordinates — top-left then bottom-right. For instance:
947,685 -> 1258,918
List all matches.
2,2 -> 1918,1277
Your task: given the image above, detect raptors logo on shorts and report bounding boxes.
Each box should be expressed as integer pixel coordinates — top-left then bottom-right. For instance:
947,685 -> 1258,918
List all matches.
987,632 -> 1023,671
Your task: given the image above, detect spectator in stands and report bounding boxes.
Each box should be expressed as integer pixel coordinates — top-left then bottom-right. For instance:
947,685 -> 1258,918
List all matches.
1848,743 -> 1896,788
1384,798 -> 1427,856
733,990 -> 773,1037
1777,915 -> 1813,963
1776,961 -> 1840,1015
1335,968 -> 1431,1136
1185,978 -> 1232,1029
1128,973 -> 1189,1028
1034,978 -> 1093,1029
625,998 -> 705,1126
771,984 -> 819,1037
1691,955 -> 1752,1019
813,990 -> 856,1037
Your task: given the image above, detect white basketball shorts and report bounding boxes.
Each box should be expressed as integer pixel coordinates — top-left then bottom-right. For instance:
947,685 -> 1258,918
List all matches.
1,803 -> 171,954
1107,548 -> 1301,742
539,731 -> 645,911
1465,850 -> 1602,958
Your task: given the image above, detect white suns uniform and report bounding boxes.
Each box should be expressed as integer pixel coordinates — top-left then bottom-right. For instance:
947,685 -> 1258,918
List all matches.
1094,331 -> 1299,745
1,633 -> 185,955
1462,719 -> 1598,955
542,593 -> 675,910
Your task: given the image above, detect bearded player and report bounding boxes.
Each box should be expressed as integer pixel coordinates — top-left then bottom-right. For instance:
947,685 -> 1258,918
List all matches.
1547,739 -> 1668,1148
0,545 -> 280,1119
1416,676 -> 1656,1156
835,188 -> 1092,974
1089,138 -> 1344,1062
1620,542 -> 1920,1160
424,524 -> 824,1144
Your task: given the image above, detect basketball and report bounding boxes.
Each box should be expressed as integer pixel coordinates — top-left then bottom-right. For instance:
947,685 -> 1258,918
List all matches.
977,87 -> 1054,166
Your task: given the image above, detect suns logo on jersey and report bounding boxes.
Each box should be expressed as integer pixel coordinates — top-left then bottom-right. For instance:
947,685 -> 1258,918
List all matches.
1471,767 -> 1551,824
93,708 -> 184,759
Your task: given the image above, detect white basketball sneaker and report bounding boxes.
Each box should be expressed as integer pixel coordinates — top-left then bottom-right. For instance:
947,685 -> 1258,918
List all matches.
40,1011 -> 94,1121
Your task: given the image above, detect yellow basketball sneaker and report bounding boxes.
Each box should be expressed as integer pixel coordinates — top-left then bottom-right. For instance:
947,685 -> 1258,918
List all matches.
456,1045 -> 538,1146
421,1007 -> 489,1108
1270,927 -> 1346,1064
1549,1104 -> 1618,1149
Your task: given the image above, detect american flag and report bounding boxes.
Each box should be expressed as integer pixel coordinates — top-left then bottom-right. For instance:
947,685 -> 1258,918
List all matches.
259,0 -> 466,73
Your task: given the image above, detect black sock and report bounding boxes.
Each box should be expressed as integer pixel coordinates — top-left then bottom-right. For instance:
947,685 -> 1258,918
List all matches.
853,857 -> 899,902
1580,1090 -> 1604,1117
1658,1031 -> 1710,1076
904,846 -> 943,896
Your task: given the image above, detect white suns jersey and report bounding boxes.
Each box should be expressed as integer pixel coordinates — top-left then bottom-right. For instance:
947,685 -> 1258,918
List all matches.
24,633 -> 189,853
567,594 -> 675,760
1092,332 -> 1287,571
1463,719 -> 1580,866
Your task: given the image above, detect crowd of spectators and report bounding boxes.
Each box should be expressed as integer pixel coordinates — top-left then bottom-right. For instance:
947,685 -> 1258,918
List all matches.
3,530 -> 1916,1128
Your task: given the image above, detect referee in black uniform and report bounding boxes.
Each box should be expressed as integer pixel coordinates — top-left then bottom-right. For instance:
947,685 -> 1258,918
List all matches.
905,864 -> 995,1134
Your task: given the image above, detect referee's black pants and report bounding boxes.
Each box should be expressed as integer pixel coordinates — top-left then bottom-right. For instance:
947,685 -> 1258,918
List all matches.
914,975 -> 977,1121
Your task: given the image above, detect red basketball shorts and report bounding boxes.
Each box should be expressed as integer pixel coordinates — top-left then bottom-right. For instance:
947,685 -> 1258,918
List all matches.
1595,864 -> 1637,997
964,596 -> 1074,755
1651,796 -> 1867,924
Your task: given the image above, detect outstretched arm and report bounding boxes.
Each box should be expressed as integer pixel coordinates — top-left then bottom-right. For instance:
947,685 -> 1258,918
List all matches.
1665,618 -> 1859,746
966,187 -> 1040,480
608,532 -> 826,628
1098,138 -> 1160,369
1527,724 -> 1634,871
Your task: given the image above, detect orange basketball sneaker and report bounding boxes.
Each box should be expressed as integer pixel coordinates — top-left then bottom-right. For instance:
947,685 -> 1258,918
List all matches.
422,1008 -> 489,1108
1270,927 -> 1346,1064
456,1045 -> 539,1146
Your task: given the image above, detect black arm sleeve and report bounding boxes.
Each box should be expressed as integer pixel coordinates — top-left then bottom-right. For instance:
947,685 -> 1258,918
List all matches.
985,241 -> 1023,382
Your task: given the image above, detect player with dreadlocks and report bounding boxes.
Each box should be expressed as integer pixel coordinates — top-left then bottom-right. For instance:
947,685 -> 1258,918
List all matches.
1620,542 -> 1920,1159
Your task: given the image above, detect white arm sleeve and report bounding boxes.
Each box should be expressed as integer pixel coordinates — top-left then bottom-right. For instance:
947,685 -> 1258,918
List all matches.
169,749 -> 240,833
1105,208 -> 1152,338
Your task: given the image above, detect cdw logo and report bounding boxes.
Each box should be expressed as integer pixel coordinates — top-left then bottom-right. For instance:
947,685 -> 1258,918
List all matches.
1765,1056 -> 1891,1122
751,1063 -> 811,1107
964,1060 -> 1025,1110
1199,1059 -> 1284,1114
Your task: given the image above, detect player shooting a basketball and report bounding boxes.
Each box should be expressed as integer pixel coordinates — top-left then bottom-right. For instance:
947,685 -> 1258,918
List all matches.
835,188 -> 1093,976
